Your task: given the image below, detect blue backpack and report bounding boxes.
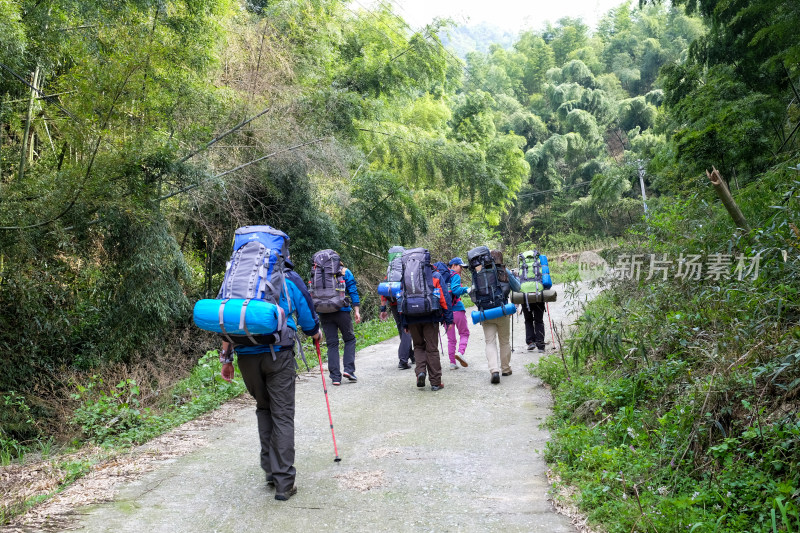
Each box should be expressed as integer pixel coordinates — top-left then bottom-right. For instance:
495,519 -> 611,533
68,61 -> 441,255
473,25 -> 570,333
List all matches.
193,226 -> 293,348
433,261 -> 458,306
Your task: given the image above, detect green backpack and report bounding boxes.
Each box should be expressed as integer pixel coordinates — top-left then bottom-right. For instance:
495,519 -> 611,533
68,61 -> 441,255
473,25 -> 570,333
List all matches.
519,250 -> 551,292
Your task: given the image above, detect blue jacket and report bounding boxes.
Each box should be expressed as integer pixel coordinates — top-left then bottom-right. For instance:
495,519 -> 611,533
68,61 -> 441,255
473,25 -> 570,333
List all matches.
339,268 -> 360,313
450,270 -> 469,312
235,278 -> 320,355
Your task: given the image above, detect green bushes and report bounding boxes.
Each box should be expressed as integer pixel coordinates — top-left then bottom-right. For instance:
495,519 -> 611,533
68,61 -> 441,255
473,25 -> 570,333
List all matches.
533,165 -> 800,532
70,351 -> 244,447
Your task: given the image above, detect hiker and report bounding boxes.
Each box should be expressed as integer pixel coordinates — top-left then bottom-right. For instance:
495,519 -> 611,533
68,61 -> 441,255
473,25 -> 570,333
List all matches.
379,246 -> 414,369
309,250 -> 361,386
217,226 -> 320,502
445,257 -> 470,370
467,247 -> 520,384
399,248 -> 453,391
517,250 -> 550,353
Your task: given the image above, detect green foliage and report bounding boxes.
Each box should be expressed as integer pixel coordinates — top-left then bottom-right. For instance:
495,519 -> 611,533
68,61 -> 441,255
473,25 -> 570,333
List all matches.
70,350 -> 245,447
534,164 -> 800,532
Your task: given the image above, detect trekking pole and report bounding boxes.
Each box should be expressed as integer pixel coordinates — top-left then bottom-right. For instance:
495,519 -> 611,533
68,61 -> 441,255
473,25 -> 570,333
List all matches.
545,302 -> 559,352
314,339 -> 341,462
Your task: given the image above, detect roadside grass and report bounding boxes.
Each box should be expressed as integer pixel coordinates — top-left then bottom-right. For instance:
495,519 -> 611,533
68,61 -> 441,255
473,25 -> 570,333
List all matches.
0,315 -> 399,526
529,168 -> 800,533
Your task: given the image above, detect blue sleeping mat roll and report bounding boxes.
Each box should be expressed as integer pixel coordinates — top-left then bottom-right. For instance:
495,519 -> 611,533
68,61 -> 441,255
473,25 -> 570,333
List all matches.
193,299 -> 282,336
471,303 -> 517,325
377,281 -> 403,299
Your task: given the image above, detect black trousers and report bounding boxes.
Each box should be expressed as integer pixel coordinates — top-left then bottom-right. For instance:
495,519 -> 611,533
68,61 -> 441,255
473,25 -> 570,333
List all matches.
320,310 -> 356,380
237,348 -> 296,493
521,301 -> 546,349
390,305 -> 414,363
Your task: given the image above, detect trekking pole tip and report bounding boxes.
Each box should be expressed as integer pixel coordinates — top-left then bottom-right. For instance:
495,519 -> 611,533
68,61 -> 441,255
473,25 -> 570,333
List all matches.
334,456 -> 342,462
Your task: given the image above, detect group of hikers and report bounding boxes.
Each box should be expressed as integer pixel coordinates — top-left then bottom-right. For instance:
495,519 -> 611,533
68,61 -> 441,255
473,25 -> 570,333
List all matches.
199,225 -> 553,501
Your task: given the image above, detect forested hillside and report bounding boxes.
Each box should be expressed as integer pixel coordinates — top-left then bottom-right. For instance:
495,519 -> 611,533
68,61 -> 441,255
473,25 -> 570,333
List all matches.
1,0 -> 799,529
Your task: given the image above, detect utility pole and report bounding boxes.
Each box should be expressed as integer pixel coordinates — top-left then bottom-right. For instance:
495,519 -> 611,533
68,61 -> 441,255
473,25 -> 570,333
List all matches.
637,160 -> 648,221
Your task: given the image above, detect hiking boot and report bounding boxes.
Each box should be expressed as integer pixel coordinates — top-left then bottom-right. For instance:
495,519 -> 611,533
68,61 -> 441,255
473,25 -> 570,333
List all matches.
398,361 -> 411,370
266,474 -> 275,487
538,347 -> 546,353
454,353 -> 469,367
431,383 -> 444,391
449,363 -> 458,370
275,485 -> 297,501
491,372 -> 500,384
332,379 -> 341,386
417,372 -> 426,388
502,369 -> 512,376
343,372 -> 357,382
527,343 -> 536,351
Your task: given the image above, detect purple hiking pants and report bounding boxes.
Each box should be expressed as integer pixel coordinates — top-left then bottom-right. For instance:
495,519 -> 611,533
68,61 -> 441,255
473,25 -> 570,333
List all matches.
446,310 -> 470,364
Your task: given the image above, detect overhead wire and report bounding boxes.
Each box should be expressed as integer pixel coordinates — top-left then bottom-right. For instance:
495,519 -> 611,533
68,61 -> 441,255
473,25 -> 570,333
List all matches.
516,180 -> 592,198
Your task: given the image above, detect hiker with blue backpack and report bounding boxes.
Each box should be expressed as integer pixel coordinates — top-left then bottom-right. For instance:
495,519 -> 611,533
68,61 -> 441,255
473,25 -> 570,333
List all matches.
399,248 -> 454,391
194,225 -> 320,502
467,247 -> 521,384
309,250 -> 361,386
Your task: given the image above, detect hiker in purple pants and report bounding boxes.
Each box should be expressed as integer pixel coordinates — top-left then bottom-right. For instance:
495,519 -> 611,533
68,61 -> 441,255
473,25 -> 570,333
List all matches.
446,257 -> 470,369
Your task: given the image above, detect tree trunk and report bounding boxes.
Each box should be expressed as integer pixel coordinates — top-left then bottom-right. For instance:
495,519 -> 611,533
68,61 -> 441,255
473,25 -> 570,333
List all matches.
707,166 -> 750,231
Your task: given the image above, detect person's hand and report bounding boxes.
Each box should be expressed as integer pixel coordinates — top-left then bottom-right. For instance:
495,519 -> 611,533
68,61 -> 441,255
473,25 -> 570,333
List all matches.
312,332 -> 322,343
354,307 -> 362,324
380,311 -> 388,322
403,328 -> 409,334
221,362 -> 235,382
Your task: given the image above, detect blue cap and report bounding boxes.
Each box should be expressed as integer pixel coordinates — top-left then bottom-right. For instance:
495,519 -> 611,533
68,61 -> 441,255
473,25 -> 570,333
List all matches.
448,257 -> 464,266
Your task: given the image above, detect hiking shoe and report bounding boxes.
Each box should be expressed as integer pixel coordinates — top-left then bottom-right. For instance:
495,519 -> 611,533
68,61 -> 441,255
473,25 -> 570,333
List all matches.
398,361 -> 411,370
417,372 -> 426,388
491,372 -> 500,384
454,353 -> 469,367
343,372 -> 357,382
450,363 -> 458,370
266,474 -> 275,487
431,383 -> 444,391
527,343 -> 536,351
275,485 -> 297,501
538,347 -> 546,353
332,380 -> 341,386
502,370 -> 512,376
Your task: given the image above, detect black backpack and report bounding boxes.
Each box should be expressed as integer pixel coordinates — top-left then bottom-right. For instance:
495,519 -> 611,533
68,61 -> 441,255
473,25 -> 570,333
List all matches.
467,246 -> 506,311
400,248 -> 440,315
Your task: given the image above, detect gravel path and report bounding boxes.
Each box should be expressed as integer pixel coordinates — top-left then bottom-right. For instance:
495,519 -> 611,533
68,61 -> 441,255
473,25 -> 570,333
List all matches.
55,285 -> 587,533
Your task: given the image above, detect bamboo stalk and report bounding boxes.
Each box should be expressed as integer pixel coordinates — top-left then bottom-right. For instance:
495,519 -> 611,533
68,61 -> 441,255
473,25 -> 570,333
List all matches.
706,166 -> 750,231
18,66 -> 40,181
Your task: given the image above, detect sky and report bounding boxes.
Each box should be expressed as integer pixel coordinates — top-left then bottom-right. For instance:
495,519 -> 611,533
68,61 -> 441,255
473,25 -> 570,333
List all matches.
366,0 -> 633,33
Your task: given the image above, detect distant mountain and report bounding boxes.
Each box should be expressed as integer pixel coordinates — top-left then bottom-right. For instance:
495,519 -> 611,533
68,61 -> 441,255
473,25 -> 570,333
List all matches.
439,23 -> 516,58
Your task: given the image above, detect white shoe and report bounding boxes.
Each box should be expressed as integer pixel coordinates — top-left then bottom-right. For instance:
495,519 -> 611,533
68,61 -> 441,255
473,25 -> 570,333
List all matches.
450,363 -> 458,370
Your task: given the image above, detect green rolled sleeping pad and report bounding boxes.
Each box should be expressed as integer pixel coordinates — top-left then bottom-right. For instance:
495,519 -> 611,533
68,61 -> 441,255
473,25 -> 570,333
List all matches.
511,290 -> 557,304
